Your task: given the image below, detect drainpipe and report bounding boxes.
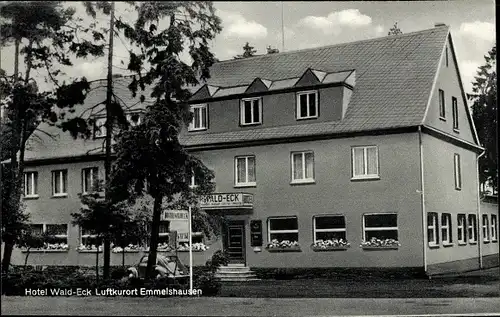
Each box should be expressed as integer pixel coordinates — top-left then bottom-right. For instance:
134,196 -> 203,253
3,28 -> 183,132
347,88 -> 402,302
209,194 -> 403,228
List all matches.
476,149 -> 486,269
418,126 -> 427,274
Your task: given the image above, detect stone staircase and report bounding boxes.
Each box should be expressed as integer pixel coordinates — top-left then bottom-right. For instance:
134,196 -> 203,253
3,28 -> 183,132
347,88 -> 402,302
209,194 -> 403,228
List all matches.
215,263 -> 259,282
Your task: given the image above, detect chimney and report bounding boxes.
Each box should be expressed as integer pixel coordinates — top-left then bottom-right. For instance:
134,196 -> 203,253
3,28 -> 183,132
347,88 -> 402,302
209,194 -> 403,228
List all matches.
434,22 -> 447,27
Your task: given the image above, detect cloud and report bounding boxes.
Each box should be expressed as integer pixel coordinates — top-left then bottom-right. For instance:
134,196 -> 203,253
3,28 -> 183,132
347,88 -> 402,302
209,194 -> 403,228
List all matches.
218,10 -> 268,39
458,21 -> 495,42
375,25 -> 384,36
77,61 -> 106,80
298,9 -> 372,34
460,60 -> 481,93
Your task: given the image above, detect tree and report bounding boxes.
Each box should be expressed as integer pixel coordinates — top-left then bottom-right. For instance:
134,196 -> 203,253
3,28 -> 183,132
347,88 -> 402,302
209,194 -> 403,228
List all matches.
112,1 -> 221,278
388,22 -> 403,36
266,45 -> 279,54
234,42 -> 257,59
0,1 -> 108,272
16,225 -> 51,268
469,45 -> 497,194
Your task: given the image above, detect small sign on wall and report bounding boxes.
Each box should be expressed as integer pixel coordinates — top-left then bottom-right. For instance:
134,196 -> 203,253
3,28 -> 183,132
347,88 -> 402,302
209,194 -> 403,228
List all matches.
250,220 -> 263,247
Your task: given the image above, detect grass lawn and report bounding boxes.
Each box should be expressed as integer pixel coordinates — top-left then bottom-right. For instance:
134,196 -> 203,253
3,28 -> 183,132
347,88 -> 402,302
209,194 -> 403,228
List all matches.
218,268 -> 500,298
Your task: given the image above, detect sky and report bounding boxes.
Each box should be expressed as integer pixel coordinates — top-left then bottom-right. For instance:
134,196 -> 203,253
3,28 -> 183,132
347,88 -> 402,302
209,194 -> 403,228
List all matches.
0,1 -> 495,95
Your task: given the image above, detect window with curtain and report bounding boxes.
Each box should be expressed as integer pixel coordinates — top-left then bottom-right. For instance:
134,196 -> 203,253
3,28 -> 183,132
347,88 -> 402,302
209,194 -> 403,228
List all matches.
291,151 -> 314,183
352,146 -> 379,179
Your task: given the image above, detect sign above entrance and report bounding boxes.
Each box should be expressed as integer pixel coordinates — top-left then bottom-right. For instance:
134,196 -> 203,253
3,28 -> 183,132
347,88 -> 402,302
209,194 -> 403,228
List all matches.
161,210 -> 188,221
199,193 -> 253,210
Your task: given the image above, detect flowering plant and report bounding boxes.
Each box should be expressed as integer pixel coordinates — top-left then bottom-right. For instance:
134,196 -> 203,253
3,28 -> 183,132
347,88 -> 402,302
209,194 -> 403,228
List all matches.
266,239 -> 300,249
177,242 -> 209,252
311,239 -> 350,249
76,244 -> 103,252
360,237 -> 400,248
143,243 -> 174,252
24,243 -> 69,251
111,244 -> 142,253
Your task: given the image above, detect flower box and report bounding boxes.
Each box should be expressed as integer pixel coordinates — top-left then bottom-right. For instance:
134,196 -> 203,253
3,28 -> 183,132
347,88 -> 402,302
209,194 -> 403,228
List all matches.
21,248 -> 68,253
77,245 -> 103,253
311,245 -> 349,252
311,239 -> 350,251
266,245 -> 302,252
360,238 -> 400,250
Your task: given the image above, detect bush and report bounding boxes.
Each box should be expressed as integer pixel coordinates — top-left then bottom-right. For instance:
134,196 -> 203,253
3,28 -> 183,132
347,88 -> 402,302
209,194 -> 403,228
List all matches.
205,250 -> 228,273
194,271 -> 221,296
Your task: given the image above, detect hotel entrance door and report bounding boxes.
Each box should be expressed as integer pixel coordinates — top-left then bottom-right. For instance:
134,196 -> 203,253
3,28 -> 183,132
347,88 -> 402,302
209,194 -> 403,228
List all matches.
225,221 -> 245,264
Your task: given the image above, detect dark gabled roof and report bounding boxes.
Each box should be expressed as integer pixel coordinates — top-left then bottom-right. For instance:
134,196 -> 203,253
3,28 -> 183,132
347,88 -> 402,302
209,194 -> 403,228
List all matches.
23,26 -> 450,161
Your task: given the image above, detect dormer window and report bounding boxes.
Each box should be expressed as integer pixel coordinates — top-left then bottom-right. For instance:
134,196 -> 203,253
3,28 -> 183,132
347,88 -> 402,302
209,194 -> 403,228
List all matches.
296,90 -> 318,120
240,97 -> 262,126
189,104 -> 208,131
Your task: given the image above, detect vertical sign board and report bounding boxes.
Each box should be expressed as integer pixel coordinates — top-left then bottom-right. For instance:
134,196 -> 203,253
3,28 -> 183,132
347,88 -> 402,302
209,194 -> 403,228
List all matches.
250,220 -> 263,247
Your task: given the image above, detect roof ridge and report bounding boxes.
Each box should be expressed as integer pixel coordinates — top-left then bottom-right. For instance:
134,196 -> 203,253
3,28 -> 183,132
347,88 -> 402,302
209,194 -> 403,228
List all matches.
215,26 -> 449,65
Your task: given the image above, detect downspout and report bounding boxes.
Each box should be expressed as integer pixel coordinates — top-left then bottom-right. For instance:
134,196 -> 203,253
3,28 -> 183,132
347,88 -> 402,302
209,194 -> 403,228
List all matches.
476,149 -> 486,269
418,126 -> 427,274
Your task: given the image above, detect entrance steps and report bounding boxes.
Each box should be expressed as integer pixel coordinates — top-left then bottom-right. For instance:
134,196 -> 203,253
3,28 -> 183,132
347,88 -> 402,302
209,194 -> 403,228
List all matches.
215,264 -> 259,282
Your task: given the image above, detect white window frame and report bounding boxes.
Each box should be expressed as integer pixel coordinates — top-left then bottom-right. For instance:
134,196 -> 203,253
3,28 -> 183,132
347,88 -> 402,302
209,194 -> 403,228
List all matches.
362,213 -> 398,242
24,171 -> 38,198
439,89 -> 446,119
491,215 -> 498,242
454,153 -> 461,190
82,167 -> 98,194
267,216 -> 299,243
29,224 -> 68,247
427,212 -> 439,247
291,151 -> 314,184
351,146 -> 379,180
189,174 -> 197,189
188,104 -> 208,131
93,117 -> 107,138
468,214 -> 477,244
441,213 -> 453,245
80,227 -> 100,250
235,155 -> 256,187
452,97 -> 459,131
240,97 -> 262,126
482,214 -> 490,243
296,90 -> 318,120
52,170 -> 68,197
313,215 -> 346,243
457,214 -> 467,245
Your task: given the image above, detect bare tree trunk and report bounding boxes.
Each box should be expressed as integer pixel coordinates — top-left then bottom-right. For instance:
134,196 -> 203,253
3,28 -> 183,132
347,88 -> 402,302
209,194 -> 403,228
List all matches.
146,194 -> 162,278
103,1 -> 116,280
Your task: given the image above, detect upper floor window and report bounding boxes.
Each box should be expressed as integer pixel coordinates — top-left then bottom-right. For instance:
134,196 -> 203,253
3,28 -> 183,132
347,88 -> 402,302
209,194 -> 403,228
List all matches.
445,47 -> 449,67
23,171 -> 38,197
454,153 -> 461,190
491,215 -> 498,242
467,214 -> 477,243
482,214 -> 490,243
268,216 -> 298,243
439,89 -> 445,119
235,155 -> 256,187
240,97 -> 262,126
189,104 -> 208,131
457,214 -> 467,245
291,151 -> 314,184
94,117 -> 106,138
427,212 -> 439,246
296,90 -> 318,120
52,169 -> 68,197
452,97 -> 459,130
313,215 -> 346,242
363,213 -> 398,241
352,146 -> 379,180
82,167 -> 99,194
441,213 -> 452,245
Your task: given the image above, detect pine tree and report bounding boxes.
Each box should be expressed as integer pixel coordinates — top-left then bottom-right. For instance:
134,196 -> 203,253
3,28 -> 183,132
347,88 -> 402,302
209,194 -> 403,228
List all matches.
234,42 -> 257,59
388,22 -> 403,36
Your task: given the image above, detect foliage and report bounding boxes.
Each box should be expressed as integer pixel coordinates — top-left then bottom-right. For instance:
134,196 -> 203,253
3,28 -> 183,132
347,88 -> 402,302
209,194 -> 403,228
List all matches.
388,22 -> 403,36
266,45 -> 279,54
205,250 -> 229,273
234,42 -> 257,59
469,45 -> 497,194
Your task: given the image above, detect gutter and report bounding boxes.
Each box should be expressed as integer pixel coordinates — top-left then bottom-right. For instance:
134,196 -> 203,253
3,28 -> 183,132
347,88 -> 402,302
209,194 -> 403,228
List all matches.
418,126 -> 427,274
476,149 -> 486,269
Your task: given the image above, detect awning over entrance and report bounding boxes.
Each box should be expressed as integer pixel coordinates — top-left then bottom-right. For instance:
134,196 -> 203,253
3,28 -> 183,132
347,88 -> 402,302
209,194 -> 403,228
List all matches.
199,193 -> 253,210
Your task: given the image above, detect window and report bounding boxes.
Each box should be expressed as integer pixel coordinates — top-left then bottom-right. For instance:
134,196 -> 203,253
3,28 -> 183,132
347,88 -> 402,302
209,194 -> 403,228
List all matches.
296,90 -> 318,119
439,89 -> 445,118
189,104 -> 207,131
441,213 -> 453,245
93,117 -> 106,138
445,47 -> 449,67
427,212 -> 439,246
468,214 -> 477,243
158,221 -> 170,244
23,172 -> 38,197
457,214 -> 467,244
482,214 -> 490,242
452,97 -> 459,130
352,146 -> 379,179
313,215 -> 346,242
80,227 -> 101,249
268,217 -> 298,242
26,224 -> 68,250
52,170 -> 68,196
491,215 -> 498,242
291,151 -> 314,183
82,167 -> 99,194
126,112 -> 142,127
235,156 -> 256,186
189,174 -> 197,189
363,213 -> 398,241
454,154 -> 461,190
240,97 -> 262,125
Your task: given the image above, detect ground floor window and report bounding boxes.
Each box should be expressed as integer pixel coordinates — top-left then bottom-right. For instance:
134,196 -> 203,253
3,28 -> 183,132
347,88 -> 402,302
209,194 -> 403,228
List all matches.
79,227 -> 101,251
427,212 -> 439,246
267,216 -> 299,243
362,213 -> 399,247
482,214 -> 490,242
441,213 -> 452,245
313,215 -> 346,242
457,214 -> 467,244
467,214 -> 477,243
23,224 -> 68,251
